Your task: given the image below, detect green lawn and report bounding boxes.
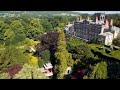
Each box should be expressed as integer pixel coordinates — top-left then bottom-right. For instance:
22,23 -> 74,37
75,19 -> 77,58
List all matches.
110,50 -> 120,60
67,38 -> 85,47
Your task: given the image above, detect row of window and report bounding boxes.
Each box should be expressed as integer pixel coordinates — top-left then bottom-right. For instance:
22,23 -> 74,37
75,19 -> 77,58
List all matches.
75,24 -> 101,28
76,29 -> 100,35
75,28 -> 101,34
76,34 -> 96,40
76,31 -> 98,39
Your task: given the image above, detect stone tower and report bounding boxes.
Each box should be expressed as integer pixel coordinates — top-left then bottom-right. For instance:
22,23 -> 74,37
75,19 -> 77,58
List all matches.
94,13 -> 105,23
95,16 -> 98,23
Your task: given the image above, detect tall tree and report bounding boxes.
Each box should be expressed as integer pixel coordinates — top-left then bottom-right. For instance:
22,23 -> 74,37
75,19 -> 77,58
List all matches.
27,18 -> 44,40
27,54 -> 39,67
41,19 -> 53,32
3,29 -> 15,45
40,50 -> 50,63
0,21 -> 9,44
0,46 -> 29,72
54,29 -> 74,79
10,20 -> 26,44
90,61 -> 108,79
0,21 -> 5,40
40,32 -> 59,52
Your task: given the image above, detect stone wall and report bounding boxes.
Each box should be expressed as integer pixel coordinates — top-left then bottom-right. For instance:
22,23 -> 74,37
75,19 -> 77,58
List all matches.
74,22 -> 102,41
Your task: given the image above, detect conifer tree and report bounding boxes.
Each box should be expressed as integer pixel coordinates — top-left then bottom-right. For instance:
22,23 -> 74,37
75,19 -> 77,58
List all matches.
54,29 -> 74,79
90,61 -> 108,79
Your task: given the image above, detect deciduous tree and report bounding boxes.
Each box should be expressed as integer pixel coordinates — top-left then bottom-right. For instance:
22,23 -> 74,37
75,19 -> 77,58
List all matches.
27,18 -> 44,40
0,46 -> 29,72
0,73 -> 10,79
13,64 -> 48,79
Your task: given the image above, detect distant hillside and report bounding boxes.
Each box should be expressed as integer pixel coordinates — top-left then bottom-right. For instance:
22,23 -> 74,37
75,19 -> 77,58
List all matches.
27,11 -> 81,17
0,11 -> 80,16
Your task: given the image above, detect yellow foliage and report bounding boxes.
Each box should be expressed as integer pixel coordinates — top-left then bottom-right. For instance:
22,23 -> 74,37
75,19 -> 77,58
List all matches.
27,54 -> 38,67
24,38 -> 40,46
16,38 -> 40,49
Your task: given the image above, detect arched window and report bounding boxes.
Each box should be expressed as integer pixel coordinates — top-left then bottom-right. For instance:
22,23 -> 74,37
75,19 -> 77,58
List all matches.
100,16 -> 103,20
68,70 -> 70,74
102,16 -> 105,20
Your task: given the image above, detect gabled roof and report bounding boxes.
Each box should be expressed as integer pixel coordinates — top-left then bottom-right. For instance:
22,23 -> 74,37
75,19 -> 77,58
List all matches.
43,63 -> 53,70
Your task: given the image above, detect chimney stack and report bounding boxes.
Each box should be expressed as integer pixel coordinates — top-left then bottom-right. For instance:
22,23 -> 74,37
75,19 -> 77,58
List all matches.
110,19 -> 113,26
79,16 -> 82,21
86,16 -> 90,21
105,19 -> 109,27
95,16 -> 98,23
100,17 -> 104,24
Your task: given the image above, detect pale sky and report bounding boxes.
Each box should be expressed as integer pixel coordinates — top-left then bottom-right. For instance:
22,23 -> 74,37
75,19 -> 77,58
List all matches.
73,11 -> 120,14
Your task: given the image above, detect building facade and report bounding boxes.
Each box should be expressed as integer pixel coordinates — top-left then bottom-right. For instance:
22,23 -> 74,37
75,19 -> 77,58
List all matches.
64,13 -> 120,45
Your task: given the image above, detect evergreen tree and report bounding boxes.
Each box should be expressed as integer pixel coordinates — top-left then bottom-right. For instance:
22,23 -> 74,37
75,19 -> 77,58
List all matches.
90,61 -> 108,79
54,29 -> 74,79
40,50 -> 50,63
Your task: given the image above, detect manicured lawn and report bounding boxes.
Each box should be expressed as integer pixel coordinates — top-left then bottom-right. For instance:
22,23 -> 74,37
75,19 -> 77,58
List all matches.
67,38 -> 85,47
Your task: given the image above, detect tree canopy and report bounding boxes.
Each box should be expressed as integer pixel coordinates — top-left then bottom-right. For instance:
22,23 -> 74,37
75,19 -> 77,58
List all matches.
13,64 -> 48,79
54,29 -> 74,79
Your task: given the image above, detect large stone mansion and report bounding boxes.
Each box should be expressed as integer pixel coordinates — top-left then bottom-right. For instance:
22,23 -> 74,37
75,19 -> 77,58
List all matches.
64,13 -> 120,45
